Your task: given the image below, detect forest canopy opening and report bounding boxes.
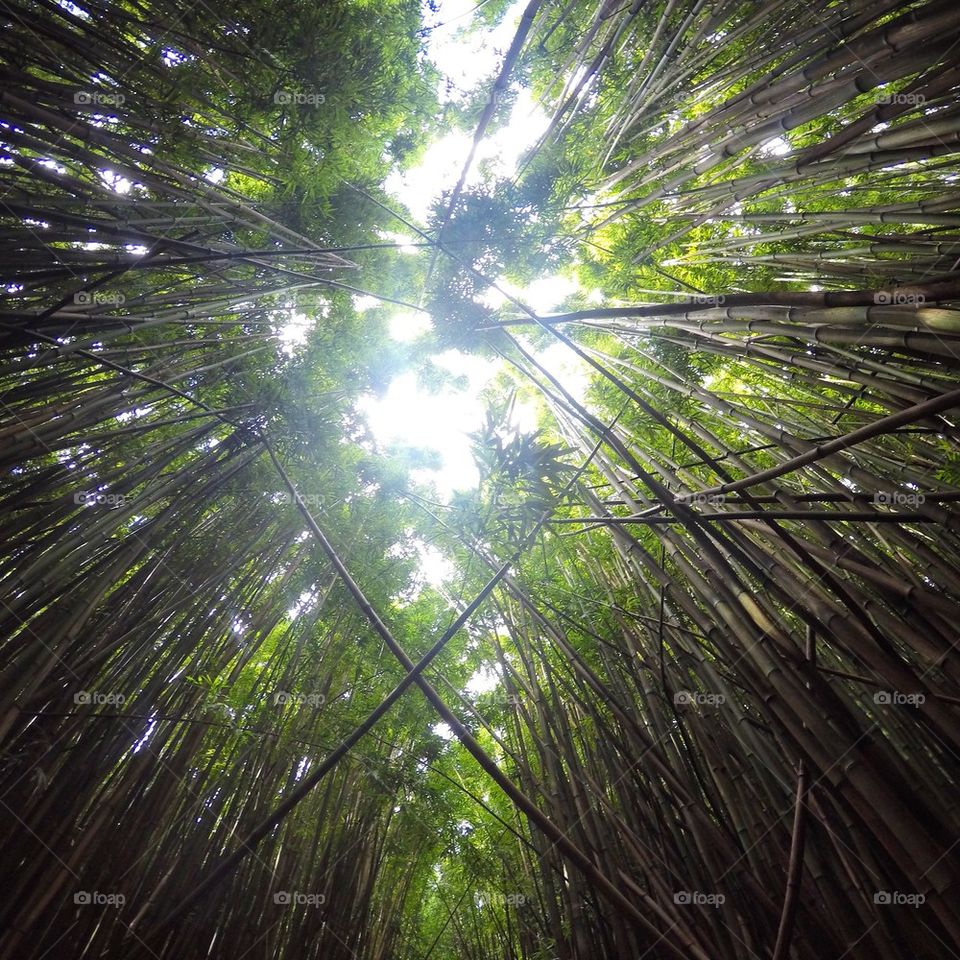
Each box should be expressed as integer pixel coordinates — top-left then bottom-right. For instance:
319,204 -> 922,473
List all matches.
2,1 -> 960,959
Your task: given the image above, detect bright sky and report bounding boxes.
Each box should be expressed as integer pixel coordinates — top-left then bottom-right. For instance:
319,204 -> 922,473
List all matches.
357,350 -> 491,493
359,0 -> 590,508
385,85 -> 551,223
385,0 -> 541,221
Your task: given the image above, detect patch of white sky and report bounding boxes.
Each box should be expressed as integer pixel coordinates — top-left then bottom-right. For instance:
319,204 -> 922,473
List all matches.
759,136 -> 791,157
357,349 -> 491,494
276,311 -> 317,356
466,662 -> 501,696
385,85 -> 550,223
358,0 -> 594,515
385,0 -> 553,221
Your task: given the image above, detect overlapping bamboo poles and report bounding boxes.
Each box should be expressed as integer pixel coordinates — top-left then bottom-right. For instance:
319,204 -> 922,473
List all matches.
0,2 -> 442,958
527,0 -> 960,288
462,286 -> 960,956
1,0 -> 960,958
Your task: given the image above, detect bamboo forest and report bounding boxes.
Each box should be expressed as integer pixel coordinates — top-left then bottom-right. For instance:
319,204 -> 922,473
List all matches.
3,0 -> 960,957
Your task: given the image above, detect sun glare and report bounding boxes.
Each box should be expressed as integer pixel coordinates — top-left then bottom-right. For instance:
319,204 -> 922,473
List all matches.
389,312 -> 434,341
365,5 -> 578,500
357,360 -> 484,496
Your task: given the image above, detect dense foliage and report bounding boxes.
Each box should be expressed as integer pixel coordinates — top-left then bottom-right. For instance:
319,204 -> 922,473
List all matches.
1,1 -> 959,959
